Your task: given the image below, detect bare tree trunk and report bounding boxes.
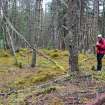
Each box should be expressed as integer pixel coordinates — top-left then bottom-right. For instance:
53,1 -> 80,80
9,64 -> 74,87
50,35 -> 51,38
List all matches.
67,0 -> 80,72
6,25 -> 18,65
2,0 -> 9,49
50,0 -> 59,49
11,0 -> 17,49
31,0 -> 43,67
31,49 -> 36,67
93,0 -> 99,34
102,0 -> 105,35
25,0 -> 32,44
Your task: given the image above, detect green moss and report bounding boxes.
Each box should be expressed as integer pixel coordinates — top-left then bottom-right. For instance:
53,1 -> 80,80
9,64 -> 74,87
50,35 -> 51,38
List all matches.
0,57 -> 14,65
30,74 -> 51,84
91,71 -> 105,81
38,60 -> 50,65
14,62 -> 23,68
20,48 -> 28,52
0,49 -> 10,57
62,51 -> 69,56
53,49 -> 59,52
41,87 -> 56,94
10,72 -> 55,89
79,53 -> 88,61
0,49 -> 103,105
50,52 -> 59,58
91,65 -> 96,71
16,51 -> 31,65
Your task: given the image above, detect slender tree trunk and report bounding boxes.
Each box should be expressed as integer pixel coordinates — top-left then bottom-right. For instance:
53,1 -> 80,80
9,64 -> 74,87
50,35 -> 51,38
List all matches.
102,0 -> 105,36
25,0 -> 32,44
2,0 -> 9,49
6,25 -> 18,65
31,0 -> 43,67
51,0 -> 59,49
93,0 -> 99,34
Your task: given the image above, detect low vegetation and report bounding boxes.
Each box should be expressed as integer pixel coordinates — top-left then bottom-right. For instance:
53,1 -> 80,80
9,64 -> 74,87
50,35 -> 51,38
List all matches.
0,49 -> 105,104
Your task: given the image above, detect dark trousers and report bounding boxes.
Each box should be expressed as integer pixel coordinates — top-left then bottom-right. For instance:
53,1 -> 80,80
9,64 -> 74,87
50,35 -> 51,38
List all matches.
97,54 -> 104,71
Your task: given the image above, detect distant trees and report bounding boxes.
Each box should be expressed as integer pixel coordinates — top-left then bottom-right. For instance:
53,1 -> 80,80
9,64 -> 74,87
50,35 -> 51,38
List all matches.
0,0 -> 105,70
0,0 -> 104,50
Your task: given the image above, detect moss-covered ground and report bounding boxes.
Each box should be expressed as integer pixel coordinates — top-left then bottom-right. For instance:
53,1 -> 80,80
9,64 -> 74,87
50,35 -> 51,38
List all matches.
0,49 -> 105,104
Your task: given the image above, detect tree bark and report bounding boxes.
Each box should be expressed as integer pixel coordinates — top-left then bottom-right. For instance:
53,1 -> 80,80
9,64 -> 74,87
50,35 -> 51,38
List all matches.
67,0 -> 80,72
31,0 -> 43,67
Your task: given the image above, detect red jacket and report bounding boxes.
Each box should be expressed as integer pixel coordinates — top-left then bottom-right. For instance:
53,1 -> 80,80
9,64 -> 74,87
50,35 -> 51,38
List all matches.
96,38 -> 105,54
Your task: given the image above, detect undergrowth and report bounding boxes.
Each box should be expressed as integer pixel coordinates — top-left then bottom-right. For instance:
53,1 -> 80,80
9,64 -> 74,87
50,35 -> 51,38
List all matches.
0,48 -> 105,105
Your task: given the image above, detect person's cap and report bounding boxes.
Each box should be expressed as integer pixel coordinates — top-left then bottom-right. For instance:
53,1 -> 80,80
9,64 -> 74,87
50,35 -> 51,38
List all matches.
97,34 -> 102,38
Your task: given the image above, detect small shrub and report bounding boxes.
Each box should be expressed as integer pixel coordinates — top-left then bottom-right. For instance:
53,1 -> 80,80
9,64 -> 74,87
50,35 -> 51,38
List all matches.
14,62 -> 23,68
50,53 -> 59,58
18,62 -> 23,68
53,49 -> 59,52
91,65 -> 96,71
42,87 -> 56,94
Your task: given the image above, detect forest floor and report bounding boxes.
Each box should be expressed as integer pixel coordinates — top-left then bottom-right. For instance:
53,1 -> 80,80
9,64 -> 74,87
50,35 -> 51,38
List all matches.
0,49 -> 105,105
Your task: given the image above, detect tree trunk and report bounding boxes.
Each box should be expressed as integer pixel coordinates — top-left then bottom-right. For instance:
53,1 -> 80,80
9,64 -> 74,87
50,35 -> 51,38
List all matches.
67,0 -> 80,72
50,0 -> 59,49
2,0 -> 9,49
31,0 -> 43,67
31,49 -> 36,67
102,0 -> 105,36
93,0 -> 99,34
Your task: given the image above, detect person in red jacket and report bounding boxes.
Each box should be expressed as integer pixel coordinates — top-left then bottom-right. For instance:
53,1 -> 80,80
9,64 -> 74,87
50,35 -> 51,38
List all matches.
96,34 -> 105,71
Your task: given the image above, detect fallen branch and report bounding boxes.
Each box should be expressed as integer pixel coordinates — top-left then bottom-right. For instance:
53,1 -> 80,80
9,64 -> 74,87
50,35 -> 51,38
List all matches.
79,57 -> 94,63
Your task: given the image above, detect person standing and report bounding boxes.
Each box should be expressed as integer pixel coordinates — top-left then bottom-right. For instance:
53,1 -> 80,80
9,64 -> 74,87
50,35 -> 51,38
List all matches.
96,34 -> 105,71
